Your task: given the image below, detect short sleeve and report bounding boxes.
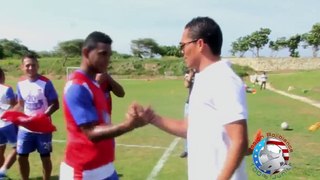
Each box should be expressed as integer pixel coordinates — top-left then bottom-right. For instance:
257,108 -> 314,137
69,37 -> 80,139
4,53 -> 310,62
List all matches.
5,87 -> 16,101
16,84 -> 23,101
213,77 -> 247,125
64,83 -> 98,126
44,81 -> 59,102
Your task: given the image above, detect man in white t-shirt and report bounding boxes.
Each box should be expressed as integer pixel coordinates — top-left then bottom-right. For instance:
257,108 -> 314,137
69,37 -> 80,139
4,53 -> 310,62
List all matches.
144,17 -> 249,180
260,71 -> 268,90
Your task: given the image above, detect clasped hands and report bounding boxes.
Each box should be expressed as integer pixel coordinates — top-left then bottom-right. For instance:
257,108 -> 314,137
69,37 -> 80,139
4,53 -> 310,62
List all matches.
125,102 -> 157,129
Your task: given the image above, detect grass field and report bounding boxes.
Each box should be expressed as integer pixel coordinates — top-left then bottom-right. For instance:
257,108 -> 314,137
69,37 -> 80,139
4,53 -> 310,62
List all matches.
3,75 -> 320,180
269,70 -> 320,101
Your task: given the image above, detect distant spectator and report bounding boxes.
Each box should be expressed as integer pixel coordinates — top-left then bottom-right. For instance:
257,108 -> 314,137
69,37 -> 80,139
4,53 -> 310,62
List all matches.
260,71 -> 268,90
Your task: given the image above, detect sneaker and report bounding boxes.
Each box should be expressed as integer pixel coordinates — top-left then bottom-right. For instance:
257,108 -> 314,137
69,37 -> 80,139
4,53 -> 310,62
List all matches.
180,152 -> 188,158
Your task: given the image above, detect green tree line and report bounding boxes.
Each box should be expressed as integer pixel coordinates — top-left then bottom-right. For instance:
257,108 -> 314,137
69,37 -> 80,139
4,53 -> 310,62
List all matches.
1,22 -> 319,60
0,57 -> 253,79
231,23 -> 320,58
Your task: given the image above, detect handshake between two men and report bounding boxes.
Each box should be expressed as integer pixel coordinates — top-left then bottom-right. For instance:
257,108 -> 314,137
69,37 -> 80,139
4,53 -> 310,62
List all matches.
123,102 -> 187,139
124,103 -> 158,130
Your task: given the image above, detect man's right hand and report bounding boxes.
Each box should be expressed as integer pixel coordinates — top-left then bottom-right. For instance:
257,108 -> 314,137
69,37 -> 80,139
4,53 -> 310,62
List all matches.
125,103 -> 156,129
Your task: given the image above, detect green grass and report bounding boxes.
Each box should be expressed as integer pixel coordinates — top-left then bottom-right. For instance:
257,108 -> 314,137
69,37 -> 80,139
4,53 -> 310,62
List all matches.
246,90 -> 320,180
269,70 -> 320,101
2,76 -> 320,179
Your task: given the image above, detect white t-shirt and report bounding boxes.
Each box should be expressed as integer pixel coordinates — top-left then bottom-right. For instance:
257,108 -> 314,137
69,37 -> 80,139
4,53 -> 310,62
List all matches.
187,60 -> 248,180
16,76 -> 58,132
0,84 -> 15,127
260,74 -> 267,82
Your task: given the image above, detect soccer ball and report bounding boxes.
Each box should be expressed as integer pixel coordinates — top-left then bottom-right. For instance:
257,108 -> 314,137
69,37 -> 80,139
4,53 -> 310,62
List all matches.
281,122 -> 289,130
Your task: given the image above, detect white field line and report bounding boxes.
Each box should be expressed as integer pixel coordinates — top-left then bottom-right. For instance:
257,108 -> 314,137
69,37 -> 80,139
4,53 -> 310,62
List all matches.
52,139 -> 66,143
267,83 -> 320,109
117,143 -> 167,149
146,138 -> 181,180
53,138 -> 181,180
52,139 -> 167,149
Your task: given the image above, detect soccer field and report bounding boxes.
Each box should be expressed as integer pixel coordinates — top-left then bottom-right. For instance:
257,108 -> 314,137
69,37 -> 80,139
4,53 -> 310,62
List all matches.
4,77 -> 320,180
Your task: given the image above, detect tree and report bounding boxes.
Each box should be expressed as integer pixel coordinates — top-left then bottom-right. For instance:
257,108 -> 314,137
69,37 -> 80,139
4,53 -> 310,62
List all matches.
37,51 -> 60,58
269,35 -> 301,57
55,39 -> 84,66
111,51 -> 132,60
248,28 -> 271,57
231,28 -> 271,58
0,39 -> 37,58
301,23 -> 320,57
0,45 -> 3,59
130,38 -> 161,58
159,45 -> 182,57
230,36 -> 250,57
268,41 -> 278,57
286,34 -> 301,57
269,37 -> 287,57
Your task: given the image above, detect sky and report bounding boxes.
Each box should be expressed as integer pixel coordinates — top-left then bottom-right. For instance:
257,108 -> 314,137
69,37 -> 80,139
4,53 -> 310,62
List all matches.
0,0 -> 319,57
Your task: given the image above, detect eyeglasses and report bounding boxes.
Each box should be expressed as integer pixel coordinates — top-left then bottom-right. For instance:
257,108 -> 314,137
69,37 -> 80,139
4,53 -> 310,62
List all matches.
179,39 -> 199,53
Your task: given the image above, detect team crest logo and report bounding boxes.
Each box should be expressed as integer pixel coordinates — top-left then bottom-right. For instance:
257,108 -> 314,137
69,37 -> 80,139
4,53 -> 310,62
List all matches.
253,137 -> 291,174
250,131 -> 293,179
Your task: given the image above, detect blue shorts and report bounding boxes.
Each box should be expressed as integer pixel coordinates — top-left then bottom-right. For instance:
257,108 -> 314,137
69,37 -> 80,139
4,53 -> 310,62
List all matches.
102,171 -> 119,180
0,124 -> 18,146
17,129 -> 52,155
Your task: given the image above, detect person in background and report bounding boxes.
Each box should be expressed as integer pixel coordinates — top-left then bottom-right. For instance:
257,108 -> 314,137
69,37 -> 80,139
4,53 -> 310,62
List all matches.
13,54 -> 60,180
180,68 -> 195,158
260,71 -> 268,90
0,68 -> 18,179
96,72 -> 125,115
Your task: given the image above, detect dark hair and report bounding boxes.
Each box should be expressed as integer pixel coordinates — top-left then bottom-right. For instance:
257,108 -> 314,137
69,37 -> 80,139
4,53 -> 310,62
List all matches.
21,54 -> 38,63
83,31 -> 113,52
185,17 -> 223,56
